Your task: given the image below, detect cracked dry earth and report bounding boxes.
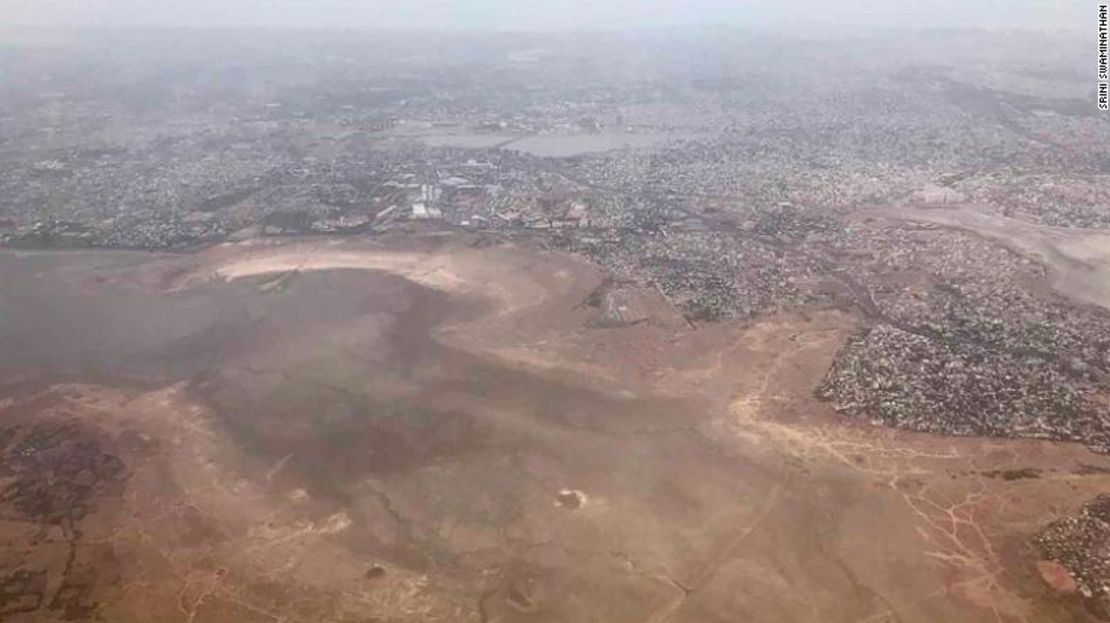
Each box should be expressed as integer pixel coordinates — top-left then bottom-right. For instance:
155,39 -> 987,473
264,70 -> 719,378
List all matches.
1,236 -> 1109,622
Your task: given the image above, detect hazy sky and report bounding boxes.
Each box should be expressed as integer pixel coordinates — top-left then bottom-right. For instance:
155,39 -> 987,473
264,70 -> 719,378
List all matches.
0,0 -> 1088,32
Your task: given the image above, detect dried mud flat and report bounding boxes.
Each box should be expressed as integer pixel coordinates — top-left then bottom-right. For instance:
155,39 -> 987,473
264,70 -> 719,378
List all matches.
1,235 -> 1109,622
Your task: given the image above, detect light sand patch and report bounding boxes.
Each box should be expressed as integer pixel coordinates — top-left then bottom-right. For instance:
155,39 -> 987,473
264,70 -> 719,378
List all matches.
190,242 -> 553,318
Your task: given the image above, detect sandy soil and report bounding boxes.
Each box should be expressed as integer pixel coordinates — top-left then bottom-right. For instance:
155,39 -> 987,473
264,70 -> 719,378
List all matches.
0,235 -> 1107,622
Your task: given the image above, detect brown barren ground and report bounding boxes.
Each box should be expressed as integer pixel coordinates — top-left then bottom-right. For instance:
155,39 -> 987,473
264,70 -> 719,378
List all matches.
0,235 -> 1106,622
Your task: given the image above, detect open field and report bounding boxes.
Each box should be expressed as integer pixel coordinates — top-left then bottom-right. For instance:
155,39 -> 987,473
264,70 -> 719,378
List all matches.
0,236 -> 1108,622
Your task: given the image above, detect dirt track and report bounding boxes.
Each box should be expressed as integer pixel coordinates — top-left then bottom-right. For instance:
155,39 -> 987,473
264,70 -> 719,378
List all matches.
1,235 -> 1108,622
